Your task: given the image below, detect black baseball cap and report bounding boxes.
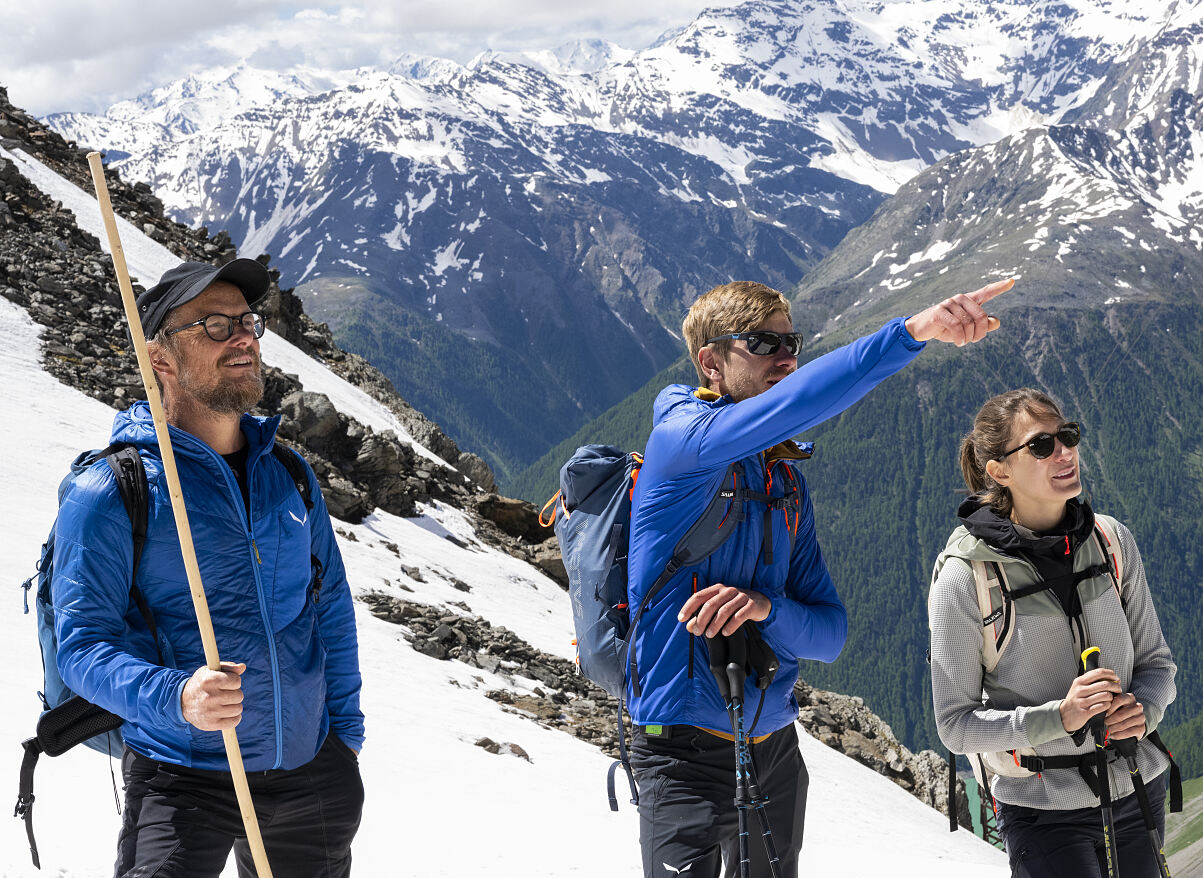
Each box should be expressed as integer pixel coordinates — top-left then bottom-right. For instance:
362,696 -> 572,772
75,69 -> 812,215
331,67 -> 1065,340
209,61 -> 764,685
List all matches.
136,258 -> 271,339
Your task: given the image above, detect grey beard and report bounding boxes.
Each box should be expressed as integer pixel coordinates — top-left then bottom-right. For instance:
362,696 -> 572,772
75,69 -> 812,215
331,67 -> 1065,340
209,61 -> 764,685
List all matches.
175,360 -> 265,415
194,372 -> 265,414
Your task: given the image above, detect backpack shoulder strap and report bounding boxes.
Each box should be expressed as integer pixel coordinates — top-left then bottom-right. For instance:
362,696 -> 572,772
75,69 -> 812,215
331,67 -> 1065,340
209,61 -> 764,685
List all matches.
270,444 -> 325,604
1092,515 -> 1124,596
271,444 -> 313,511
970,558 -> 1012,673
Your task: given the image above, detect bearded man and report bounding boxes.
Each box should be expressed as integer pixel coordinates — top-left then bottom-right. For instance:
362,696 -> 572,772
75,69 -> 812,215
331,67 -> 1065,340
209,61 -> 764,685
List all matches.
52,259 -> 364,877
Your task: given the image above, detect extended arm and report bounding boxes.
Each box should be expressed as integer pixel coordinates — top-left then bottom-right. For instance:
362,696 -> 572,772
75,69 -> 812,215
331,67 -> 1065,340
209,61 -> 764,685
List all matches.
690,318 -> 925,472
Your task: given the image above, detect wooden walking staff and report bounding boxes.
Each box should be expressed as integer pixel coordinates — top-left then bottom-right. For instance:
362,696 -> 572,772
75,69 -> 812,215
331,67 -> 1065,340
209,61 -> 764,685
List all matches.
86,152 -> 274,878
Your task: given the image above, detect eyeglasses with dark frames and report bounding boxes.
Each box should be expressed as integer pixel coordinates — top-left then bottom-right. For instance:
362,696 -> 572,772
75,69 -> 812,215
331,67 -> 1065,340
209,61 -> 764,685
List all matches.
704,331 -> 804,357
164,312 -> 265,342
997,422 -> 1081,461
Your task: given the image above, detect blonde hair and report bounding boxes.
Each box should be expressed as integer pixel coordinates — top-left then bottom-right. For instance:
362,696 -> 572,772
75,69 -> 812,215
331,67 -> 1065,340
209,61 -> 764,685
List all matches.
682,282 -> 792,384
959,388 -> 1065,517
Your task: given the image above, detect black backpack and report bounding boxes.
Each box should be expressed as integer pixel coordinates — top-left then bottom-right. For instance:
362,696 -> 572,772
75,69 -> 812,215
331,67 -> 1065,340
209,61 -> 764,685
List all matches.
15,441 -> 315,869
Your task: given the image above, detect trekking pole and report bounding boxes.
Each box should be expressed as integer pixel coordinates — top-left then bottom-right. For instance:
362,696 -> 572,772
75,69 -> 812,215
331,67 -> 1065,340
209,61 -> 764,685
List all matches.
708,631 -> 783,878
1082,647 -> 1119,878
1096,652 -> 1173,878
1114,735 -> 1173,878
86,153 -> 274,878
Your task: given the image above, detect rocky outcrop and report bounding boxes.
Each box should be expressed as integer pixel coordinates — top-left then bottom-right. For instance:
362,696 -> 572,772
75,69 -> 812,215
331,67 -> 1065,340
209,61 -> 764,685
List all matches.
0,84 -> 485,523
795,679 -> 972,830
362,593 -> 623,754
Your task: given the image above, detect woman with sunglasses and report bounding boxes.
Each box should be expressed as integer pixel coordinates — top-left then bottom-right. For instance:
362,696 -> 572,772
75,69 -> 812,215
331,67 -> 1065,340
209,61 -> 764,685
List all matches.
928,388 -> 1177,878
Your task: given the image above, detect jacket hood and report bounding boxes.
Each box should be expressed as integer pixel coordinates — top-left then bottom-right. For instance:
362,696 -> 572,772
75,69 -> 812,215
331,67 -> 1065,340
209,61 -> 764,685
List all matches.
955,495 -> 1094,558
110,400 -> 282,463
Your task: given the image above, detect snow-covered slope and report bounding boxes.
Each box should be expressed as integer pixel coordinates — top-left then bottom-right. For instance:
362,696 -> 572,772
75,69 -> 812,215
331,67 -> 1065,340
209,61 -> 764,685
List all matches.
0,125 -> 1007,877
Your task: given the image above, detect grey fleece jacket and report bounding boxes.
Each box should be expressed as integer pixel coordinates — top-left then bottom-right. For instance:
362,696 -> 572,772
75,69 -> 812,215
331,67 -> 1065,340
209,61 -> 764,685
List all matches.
929,516 -> 1176,810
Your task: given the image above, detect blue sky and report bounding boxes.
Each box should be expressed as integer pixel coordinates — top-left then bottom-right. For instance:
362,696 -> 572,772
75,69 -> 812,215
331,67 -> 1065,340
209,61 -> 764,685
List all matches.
0,0 -> 741,116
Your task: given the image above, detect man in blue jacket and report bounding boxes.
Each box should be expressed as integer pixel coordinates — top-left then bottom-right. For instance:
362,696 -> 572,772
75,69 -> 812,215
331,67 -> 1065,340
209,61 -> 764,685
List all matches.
53,258 -> 364,877
626,278 -> 1010,878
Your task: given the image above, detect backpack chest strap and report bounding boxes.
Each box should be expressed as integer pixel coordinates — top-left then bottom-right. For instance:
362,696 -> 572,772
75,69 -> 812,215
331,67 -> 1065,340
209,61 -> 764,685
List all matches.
1001,563 -> 1112,601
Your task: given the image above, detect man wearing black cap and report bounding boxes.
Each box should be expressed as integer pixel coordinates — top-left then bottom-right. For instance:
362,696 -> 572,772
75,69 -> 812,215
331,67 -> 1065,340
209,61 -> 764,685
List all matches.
52,259 -> 365,877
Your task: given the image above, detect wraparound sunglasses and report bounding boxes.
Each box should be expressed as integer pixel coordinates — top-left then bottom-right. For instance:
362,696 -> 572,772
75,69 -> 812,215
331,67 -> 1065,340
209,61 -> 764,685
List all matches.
704,331 -> 804,357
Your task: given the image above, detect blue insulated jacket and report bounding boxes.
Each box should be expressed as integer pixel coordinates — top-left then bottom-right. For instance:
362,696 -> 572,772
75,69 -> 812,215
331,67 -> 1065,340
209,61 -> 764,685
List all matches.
52,401 -> 364,771
627,317 -> 925,734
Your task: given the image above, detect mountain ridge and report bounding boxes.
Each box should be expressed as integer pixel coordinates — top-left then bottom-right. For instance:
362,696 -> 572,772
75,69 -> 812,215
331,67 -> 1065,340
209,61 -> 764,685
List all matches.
42,0 -> 1196,483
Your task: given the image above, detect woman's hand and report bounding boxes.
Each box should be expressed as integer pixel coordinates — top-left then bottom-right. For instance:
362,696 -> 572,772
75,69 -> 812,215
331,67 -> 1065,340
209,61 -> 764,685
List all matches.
1103,692 -> 1148,741
1059,667 -> 1122,733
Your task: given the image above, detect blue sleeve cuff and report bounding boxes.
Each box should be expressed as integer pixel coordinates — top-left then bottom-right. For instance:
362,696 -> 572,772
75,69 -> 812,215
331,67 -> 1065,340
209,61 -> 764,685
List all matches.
172,676 -> 189,727
332,724 -> 365,752
897,316 -> 927,352
761,600 -> 779,628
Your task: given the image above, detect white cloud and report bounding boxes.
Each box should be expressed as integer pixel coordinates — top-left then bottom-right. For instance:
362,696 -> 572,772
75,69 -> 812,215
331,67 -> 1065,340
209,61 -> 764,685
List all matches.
0,0 -> 743,115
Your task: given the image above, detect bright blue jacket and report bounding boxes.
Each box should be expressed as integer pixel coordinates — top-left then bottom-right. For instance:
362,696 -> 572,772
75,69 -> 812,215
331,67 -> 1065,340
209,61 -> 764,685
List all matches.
53,401 -> 364,771
627,317 -> 925,734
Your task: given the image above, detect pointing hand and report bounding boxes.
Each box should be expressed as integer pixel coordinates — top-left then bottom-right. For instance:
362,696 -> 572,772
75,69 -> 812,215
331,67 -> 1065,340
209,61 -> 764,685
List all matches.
905,278 -> 1013,346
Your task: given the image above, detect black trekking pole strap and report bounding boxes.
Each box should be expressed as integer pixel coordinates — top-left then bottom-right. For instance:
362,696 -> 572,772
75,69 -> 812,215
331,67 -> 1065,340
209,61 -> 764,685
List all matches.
607,701 -> 639,811
947,750 -> 958,832
16,738 -> 43,869
1147,731 -> 1183,813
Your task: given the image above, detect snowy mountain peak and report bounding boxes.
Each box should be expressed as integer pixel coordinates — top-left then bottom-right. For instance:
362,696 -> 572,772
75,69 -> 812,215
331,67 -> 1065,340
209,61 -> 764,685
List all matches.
387,52 -> 467,83
38,0 -> 1203,483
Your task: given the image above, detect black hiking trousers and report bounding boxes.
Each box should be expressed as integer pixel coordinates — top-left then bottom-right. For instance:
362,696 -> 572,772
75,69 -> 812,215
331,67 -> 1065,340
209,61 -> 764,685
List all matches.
630,721 -> 808,878
996,771 -> 1167,878
114,732 -> 364,878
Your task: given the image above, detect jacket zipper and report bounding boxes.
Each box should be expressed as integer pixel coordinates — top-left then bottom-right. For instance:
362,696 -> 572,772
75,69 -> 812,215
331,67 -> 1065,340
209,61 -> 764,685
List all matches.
196,439 -> 285,770
688,573 -> 697,678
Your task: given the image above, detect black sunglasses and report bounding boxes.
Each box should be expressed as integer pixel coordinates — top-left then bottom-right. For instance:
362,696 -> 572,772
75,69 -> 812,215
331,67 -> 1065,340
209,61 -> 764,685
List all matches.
998,422 -> 1081,460
705,331 -> 804,357
164,311 -> 265,342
